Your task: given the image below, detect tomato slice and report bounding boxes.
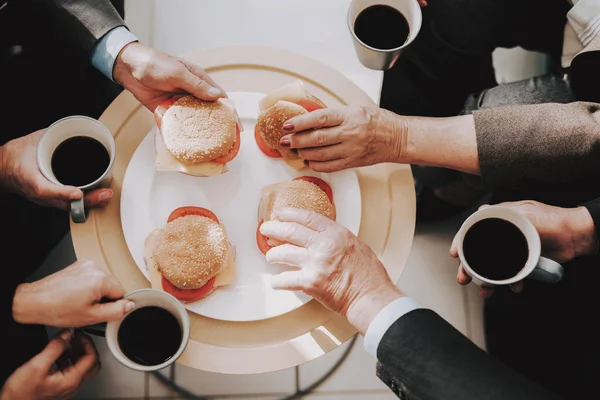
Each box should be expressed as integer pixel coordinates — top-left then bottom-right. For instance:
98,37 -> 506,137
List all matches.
161,275 -> 215,303
256,220 -> 272,255
293,176 -> 334,204
213,124 -> 241,164
297,98 -> 326,112
154,96 -> 182,130
254,125 -> 282,158
168,206 -> 219,224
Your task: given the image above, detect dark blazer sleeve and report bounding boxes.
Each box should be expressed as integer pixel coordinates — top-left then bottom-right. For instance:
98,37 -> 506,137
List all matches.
376,309 -> 562,400
28,0 -> 125,55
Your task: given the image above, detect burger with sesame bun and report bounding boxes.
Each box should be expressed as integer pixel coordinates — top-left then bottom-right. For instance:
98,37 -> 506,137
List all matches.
154,95 -> 242,177
255,80 -> 326,169
256,176 -> 335,255
144,207 -> 236,303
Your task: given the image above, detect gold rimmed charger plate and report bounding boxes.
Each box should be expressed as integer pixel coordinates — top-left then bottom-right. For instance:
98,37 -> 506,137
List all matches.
70,46 -> 415,374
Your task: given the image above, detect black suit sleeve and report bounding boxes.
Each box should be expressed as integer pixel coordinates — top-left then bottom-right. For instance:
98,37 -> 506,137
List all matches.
376,309 -> 563,400
28,0 -> 125,55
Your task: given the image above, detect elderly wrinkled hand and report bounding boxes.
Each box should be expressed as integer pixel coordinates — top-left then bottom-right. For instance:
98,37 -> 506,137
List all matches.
278,106 -> 408,173
0,130 -> 112,210
450,201 -> 598,298
260,207 -> 402,332
113,42 -> 226,112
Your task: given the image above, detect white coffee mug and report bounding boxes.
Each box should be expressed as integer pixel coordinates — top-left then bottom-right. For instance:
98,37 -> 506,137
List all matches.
105,289 -> 190,372
37,115 -> 116,224
455,206 -> 564,287
347,0 -> 422,70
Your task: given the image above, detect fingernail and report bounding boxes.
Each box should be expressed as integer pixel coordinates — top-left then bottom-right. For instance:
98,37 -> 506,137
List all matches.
282,123 -> 294,131
280,138 -> 290,147
99,190 -> 113,202
303,160 -> 309,166
125,301 -> 135,313
60,329 -> 74,342
209,87 -> 223,97
70,191 -> 82,200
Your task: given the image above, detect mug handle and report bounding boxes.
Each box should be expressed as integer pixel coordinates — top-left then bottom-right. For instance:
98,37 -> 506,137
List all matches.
527,257 -> 564,283
81,323 -> 107,338
70,197 -> 87,223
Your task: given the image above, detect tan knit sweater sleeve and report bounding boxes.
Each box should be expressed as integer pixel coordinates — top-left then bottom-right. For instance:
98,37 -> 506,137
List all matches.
473,102 -> 600,189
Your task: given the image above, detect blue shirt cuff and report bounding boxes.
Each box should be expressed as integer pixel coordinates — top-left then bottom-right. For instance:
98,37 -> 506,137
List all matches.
91,26 -> 138,81
364,296 -> 420,358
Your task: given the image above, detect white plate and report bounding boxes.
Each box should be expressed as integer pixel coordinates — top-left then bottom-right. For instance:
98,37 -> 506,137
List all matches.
120,92 -> 362,322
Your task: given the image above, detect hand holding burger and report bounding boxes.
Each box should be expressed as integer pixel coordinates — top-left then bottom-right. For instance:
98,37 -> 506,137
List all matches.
260,207 -> 403,334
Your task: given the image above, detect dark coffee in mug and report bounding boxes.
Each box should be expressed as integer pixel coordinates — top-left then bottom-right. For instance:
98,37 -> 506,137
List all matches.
51,136 -> 110,187
462,218 -> 529,280
117,306 -> 182,366
353,5 -> 410,50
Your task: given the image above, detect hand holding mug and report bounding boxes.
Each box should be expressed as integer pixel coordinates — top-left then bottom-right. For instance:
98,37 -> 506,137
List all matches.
0,130 -> 112,210
260,207 -> 402,333
0,330 -> 100,400
280,106 -> 408,173
12,260 -> 134,328
450,202 -> 597,298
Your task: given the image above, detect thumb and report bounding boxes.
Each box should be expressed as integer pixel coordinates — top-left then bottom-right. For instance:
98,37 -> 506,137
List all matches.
178,69 -> 224,101
90,299 -> 135,323
31,330 -> 73,371
35,174 -> 81,201
270,271 -> 304,291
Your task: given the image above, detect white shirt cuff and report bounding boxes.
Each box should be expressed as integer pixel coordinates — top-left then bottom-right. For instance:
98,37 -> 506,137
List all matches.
364,296 -> 420,358
91,26 -> 138,81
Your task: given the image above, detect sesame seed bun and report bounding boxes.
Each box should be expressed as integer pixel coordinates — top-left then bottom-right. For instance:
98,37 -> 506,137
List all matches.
264,180 -> 335,222
256,100 -> 307,160
161,96 -> 236,164
152,215 -> 230,290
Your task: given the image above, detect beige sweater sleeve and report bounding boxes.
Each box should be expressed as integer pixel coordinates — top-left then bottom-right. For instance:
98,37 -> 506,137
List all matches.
473,102 -> 600,189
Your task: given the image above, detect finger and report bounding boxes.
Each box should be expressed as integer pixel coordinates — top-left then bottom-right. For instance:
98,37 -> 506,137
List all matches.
73,331 -> 101,385
99,272 -> 127,300
270,271 -> 304,291
282,108 -> 346,134
260,221 -> 316,248
269,207 -> 334,232
35,175 -> 81,203
84,188 -> 113,209
90,299 -> 135,324
457,265 -> 472,285
53,333 -> 99,391
178,65 -> 224,100
265,244 -> 307,267
184,62 -> 227,96
31,329 -> 73,371
305,159 -> 350,173
480,287 -> 495,299
298,144 -> 348,162
510,281 -> 525,294
283,128 -> 342,150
